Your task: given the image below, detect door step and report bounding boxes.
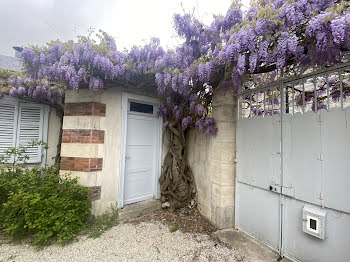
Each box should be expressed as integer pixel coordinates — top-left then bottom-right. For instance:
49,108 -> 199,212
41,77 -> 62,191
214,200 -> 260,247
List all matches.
118,199 -> 161,221
214,229 -> 290,261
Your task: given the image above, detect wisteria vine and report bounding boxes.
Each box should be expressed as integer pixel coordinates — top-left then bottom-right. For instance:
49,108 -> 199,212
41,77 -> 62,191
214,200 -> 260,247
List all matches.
1,0 -> 350,207
155,0 -> 350,133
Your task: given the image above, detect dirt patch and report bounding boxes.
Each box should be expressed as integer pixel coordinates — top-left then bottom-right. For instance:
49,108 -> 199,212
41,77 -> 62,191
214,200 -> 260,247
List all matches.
125,207 -> 217,235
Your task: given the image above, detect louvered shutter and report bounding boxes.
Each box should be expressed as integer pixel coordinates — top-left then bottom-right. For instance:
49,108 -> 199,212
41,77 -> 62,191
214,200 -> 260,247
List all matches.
16,103 -> 44,163
0,100 -> 18,162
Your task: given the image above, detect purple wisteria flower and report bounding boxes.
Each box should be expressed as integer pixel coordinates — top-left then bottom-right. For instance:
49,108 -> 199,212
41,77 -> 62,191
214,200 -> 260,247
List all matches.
172,105 -> 182,120
182,116 -> 192,130
195,104 -> 205,115
2,1 -> 349,139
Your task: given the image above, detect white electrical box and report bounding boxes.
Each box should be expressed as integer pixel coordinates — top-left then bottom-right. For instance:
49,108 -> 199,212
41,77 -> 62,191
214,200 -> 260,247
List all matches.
302,205 -> 326,239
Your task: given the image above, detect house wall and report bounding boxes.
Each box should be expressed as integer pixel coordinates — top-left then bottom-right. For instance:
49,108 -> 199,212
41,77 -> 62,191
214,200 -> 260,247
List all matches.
186,89 -> 238,229
60,88 -> 123,216
60,88 -> 166,216
59,87 -> 238,221
46,107 -> 62,166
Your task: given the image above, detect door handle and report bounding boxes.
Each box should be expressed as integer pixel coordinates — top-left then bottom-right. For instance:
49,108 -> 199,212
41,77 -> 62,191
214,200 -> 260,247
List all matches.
125,156 -> 131,160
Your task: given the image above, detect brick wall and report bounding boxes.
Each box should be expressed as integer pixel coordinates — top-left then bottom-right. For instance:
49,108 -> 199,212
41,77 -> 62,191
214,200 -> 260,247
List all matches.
61,157 -> 103,172
64,102 -> 106,116
62,129 -> 105,143
88,186 -> 102,201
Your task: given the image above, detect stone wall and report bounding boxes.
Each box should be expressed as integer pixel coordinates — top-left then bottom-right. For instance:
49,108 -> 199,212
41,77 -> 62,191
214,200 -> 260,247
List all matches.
187,89 -> 237,229
187,130 -> 212,220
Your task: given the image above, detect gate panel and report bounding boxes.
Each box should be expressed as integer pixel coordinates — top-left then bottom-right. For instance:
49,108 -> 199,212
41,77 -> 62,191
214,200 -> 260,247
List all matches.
237,115 -> 281,189
321,108 -> 350,213
236,183 -> 281,251
282,111 -> 323,206
236,63 -> 350,262
282,197 -> 350,262
236,114 -> 281,251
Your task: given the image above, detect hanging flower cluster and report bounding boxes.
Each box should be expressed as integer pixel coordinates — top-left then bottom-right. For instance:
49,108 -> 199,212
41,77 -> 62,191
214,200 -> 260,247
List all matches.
3,31 -> 164,106
154,0 -> 350,134
2,1 -> 350,135
7,75 -> 63,104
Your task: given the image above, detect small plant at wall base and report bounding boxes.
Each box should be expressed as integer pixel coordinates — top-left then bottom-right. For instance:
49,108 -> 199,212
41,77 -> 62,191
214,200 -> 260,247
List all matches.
83,207 -> 119,239
0,143 -> 91,246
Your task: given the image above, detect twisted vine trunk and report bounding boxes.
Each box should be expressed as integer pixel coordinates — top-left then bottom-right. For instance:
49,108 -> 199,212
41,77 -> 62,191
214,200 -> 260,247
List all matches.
159,126 -> 195,209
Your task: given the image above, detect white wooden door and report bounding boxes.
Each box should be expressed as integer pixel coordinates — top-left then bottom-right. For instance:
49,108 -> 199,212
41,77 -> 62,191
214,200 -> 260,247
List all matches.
124,104 -> 158,205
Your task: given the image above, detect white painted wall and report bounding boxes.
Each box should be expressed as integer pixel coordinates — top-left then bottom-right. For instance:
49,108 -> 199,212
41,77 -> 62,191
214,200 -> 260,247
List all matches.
97,87 -> 123,214
46,107 -> 62,166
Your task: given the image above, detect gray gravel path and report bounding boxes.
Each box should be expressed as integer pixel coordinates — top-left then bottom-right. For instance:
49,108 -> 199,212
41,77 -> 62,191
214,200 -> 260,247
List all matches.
0,222 -> 246,262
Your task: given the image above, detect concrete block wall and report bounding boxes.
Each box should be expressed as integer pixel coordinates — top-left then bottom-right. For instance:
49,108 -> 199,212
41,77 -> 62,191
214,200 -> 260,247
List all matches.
187,89 -> 237,229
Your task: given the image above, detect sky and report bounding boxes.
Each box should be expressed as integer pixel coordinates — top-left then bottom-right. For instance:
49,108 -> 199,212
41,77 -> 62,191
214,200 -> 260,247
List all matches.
0,0 -> 250,56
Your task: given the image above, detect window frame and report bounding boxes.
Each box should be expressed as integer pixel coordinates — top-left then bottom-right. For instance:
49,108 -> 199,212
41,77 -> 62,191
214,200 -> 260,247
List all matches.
127,99 -> 157,117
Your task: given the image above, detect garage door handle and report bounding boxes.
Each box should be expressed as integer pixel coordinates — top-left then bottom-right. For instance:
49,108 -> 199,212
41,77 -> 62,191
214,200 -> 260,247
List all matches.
125,156 -> 131,160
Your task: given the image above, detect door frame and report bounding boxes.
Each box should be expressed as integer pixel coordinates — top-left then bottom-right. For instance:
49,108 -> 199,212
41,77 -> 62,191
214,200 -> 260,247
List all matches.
118,92 -> 163,208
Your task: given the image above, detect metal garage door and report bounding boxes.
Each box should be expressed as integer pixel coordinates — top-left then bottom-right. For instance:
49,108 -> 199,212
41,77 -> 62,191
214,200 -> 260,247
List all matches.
235,63 -> 350,262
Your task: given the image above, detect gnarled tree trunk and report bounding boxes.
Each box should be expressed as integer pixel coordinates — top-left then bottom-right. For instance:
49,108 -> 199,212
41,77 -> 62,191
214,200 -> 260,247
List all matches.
159,125 -> 195,209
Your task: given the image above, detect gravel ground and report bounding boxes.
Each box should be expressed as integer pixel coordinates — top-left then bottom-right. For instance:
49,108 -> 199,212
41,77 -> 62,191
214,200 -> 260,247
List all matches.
0,222 -> 246,262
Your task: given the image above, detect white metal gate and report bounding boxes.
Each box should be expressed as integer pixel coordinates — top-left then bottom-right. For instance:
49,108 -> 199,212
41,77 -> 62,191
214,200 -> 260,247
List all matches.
236,63 -> 350,262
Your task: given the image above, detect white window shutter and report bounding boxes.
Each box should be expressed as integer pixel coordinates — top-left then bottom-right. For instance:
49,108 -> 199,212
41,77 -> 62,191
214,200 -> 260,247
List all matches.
0,100 -> 18,161
16,103 -> 44,163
